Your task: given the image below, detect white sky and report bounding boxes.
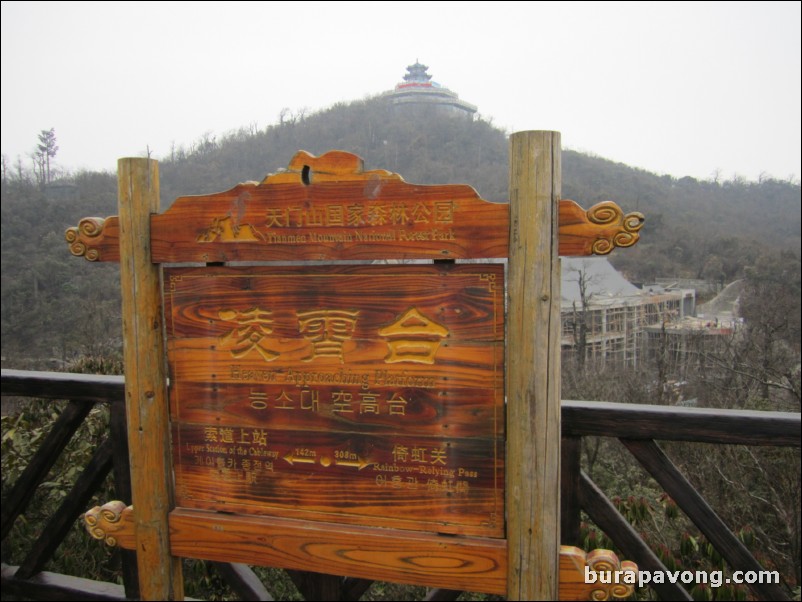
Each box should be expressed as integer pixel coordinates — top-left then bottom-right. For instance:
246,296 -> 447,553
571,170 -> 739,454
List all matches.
2,1 -> 800,183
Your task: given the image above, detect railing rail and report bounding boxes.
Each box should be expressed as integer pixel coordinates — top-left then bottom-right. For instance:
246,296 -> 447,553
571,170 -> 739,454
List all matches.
563,398 -> 800,445
2,368 -> 800,601
561,399 -> 800,601
1,369 -> 137,600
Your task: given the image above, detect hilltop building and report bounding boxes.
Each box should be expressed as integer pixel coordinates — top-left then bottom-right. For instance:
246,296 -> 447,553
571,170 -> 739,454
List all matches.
384,61 -> 477,118
45,180 -> 80,202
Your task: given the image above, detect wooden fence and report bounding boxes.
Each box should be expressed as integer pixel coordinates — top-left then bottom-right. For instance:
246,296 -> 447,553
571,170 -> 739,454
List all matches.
3,368 -> 799,601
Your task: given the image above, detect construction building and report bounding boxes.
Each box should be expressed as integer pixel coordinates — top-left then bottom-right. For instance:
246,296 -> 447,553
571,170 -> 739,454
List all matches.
642,280 -> 742,379
561,257 -> 696,367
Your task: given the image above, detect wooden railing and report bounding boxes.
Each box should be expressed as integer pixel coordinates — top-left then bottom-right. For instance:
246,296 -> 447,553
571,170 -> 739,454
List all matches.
561,401 -> 799,601
1,370 -> 138,600
2,368 -> 799,601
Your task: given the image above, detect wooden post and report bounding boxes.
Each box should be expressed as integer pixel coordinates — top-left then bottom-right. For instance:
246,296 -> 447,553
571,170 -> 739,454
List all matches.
117,158 -> 183,600
109,399 -> 139,599
506,131 -> 561,600
560,437 -> 582,547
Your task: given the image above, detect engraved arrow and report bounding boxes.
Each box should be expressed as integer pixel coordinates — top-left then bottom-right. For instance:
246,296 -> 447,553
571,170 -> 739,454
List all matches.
334,457 -> 375,470
282,452 -> 317,466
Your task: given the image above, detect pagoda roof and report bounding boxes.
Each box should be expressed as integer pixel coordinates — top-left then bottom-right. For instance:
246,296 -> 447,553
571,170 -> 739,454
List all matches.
403,60 -> 432,83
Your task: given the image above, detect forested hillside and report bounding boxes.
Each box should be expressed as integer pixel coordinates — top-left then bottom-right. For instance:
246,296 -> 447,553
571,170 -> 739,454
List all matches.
2,95 -> 800,364
2,95 -> 800,596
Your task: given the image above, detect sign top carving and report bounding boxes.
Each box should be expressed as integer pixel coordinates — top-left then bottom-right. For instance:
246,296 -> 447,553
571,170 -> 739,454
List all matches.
65,150 -> 643,263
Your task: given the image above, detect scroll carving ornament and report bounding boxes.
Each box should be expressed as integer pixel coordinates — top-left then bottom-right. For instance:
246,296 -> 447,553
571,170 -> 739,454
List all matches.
65,217 -> 107,261
83,500 -> 135,548
586,547 -> 638,600
586,201 -> 645,255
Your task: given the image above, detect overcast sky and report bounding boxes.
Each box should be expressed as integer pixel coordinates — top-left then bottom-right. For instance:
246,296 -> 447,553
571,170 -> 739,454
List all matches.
2,1 -> 800,183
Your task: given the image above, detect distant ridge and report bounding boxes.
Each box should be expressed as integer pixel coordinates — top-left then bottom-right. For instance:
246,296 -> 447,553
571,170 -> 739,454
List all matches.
1,95 -> 798,362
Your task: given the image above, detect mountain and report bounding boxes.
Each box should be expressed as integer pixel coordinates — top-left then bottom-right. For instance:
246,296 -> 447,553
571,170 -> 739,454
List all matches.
1,96 -> 799,364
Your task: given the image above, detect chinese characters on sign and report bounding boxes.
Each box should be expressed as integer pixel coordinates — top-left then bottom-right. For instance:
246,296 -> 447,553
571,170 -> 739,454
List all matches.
379,307 -> 449,364
194,198 -> 461,250
165,264 -> 504,537
297,310 -> 360,362
218,308 -> 278,361
217,306 -> 448,365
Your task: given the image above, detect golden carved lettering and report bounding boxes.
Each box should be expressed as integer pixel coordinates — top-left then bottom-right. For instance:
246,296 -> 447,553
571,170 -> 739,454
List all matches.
249,389 -> 268,409
365,204 -> 389,226
411,202 -> 432,224
326,205 -> 345,226
297,309 -> 359,362
379,307 -> 448,364
358,391 -> 380,414
219,308 -> 279,362
245,385 -> 413,416
275,390 -> 295,410
387,393 -> 408,415
265,208 -> 288,227
433,200 -> 456,223
331,390 -> 354,413
346,203 -> 365,226
388,202 -> 409,225
300,389 -> 320,412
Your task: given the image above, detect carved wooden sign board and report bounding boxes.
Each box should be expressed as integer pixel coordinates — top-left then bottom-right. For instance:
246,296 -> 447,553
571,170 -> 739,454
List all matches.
166,263 -> 504,537
162,150 -> 512,536
69,146 -> 643,598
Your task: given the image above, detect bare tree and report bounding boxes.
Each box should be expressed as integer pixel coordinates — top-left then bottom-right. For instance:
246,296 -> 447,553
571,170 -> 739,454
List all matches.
31,151 -> 45,186
565,262 -> 598,371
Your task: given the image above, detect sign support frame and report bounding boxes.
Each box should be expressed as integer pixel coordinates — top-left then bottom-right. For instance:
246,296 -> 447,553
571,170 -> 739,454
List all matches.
74,131 -> 645,600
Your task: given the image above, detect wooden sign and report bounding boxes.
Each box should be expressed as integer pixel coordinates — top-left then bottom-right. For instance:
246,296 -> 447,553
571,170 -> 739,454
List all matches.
66,150 -> 644,264
72,145 -> 644,599
165,263 -> 504,537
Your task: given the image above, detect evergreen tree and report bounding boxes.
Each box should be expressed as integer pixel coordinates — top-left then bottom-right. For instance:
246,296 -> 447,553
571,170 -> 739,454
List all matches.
37,127 -> 58,184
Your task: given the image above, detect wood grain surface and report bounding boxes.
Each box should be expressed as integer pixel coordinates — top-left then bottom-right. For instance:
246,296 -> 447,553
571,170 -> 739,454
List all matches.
165,263 -> 505,537
65,150 -> 642,263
